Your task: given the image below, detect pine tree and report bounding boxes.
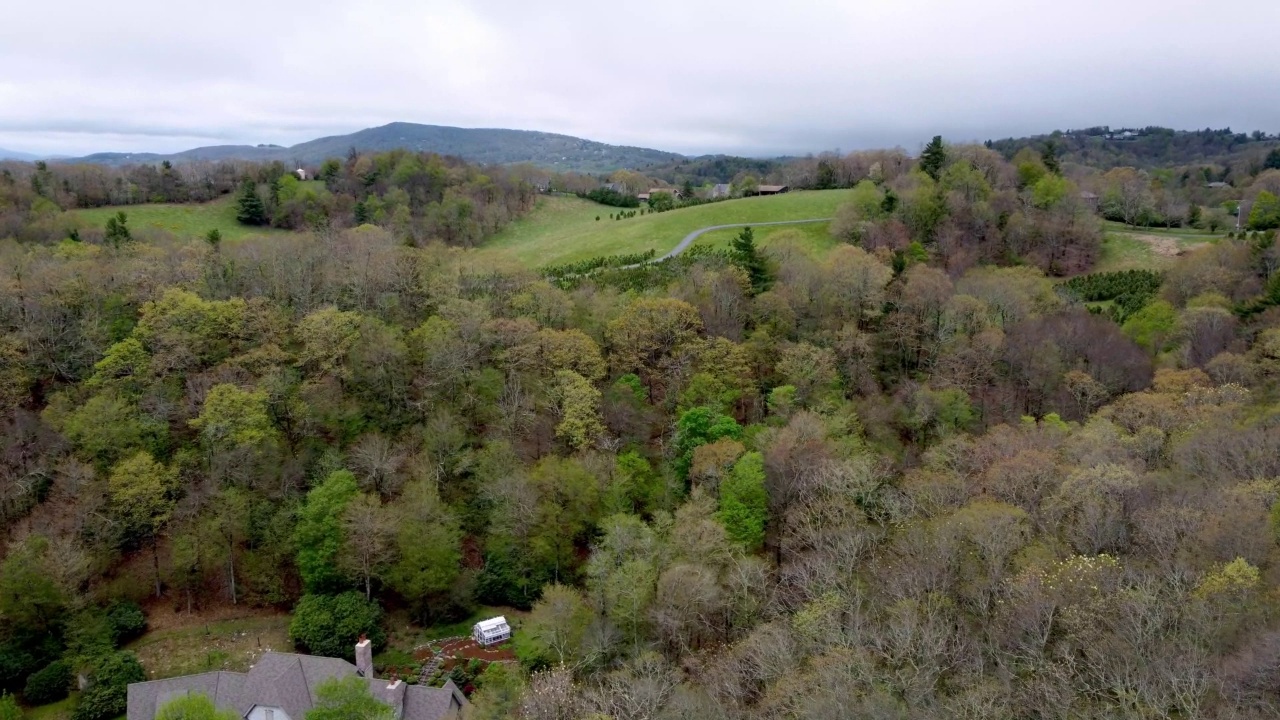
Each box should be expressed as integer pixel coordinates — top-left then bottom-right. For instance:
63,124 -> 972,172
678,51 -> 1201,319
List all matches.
354,199 -> 370,225
1266,148 -> 1280,171
104,211 -> 131,248
731,226 -> 771,295
204,228 -> 222,250
235,180 -> 267,226
920,135 -> 947,180
1041,140 -> 1062,175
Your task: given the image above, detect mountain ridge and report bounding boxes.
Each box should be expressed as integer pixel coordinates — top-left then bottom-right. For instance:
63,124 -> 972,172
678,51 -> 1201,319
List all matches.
55,122 -> 687,173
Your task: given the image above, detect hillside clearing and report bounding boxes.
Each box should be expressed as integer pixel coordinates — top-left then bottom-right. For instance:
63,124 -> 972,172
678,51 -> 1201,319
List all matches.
479,190 -> 853,267
125,611 -> 291,680
71,196 -> 289,242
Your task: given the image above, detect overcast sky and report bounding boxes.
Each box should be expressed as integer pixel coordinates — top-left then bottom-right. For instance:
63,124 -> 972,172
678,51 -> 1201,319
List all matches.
2,0 -> 1278,157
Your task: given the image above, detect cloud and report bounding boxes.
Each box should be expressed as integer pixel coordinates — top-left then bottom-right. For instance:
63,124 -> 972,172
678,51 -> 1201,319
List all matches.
2,0 -> 1278,156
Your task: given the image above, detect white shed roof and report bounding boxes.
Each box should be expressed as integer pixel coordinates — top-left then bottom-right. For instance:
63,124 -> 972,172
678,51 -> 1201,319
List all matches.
475,616 -> 508,632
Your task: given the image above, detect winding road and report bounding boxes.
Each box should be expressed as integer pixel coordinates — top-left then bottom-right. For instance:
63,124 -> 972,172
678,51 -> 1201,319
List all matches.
618,217 -> 833,269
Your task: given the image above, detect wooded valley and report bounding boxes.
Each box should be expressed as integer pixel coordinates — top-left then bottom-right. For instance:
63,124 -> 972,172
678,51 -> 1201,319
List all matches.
3,132 -> 1280,720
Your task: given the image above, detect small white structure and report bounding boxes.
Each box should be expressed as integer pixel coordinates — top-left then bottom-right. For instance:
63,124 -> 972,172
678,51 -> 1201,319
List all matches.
295,168 -> 307,181
472,616 -> 511,646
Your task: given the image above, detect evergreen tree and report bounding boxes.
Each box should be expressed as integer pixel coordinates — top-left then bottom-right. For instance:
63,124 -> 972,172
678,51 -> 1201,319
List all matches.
353,199 -> 370,225
815,159 -> 838,189
1266,147 -> 1280,170
104,211 -> 131,248
204,228 -> 222,250
880,188 -> 900,214
1041,140 -> 1062,175
920,135 -> 947,180
731,226 -> 771,295
235,180 -> 267,226
681,179 -> 696,200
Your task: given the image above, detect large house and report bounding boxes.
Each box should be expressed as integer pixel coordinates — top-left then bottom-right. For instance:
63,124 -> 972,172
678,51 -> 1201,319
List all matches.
126,639 -> 465,720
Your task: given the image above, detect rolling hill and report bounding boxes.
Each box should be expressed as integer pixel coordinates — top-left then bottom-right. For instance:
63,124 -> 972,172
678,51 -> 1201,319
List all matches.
61,122 -> 686,173
479,190 -> 853,267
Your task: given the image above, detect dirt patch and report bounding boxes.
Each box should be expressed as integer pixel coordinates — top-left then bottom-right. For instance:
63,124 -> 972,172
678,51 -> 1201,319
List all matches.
1128,233 -> 1206,257
414,637 -> 516,663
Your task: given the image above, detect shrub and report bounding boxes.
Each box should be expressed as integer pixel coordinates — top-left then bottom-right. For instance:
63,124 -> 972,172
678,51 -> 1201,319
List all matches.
23,659 -> 71,705
106,601 -> 147,644
73,652 -> 144,720
289,592 -> 386,660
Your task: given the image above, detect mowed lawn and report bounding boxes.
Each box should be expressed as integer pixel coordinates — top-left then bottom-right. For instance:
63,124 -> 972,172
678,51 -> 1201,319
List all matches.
480,190 -> 854,267
72,195 -> 288,242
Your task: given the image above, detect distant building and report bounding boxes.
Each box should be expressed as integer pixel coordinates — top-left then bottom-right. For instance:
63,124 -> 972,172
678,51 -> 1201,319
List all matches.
127,639 -> 464,720
472,617 -> 512,647
709,184 -> 732,199
602,182 -> 625,193
1206,181 -> 1230,189
1079,191 -> 1100,210
637,193 -> 650,202
755,185 -> 790,196
295,168 -> 307,181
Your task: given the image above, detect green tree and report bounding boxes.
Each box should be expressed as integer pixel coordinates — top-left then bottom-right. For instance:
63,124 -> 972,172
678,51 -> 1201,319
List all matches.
1041,140 -> 1061,175
673,406 -> 742,480
294,470 -> 360,592
730,226 -> 772,295
0,693 -> 19,720
514,584 -> 592,669
72,652 -> 144,720
104,211 -> 131,248
203,228 -> 222,249
1265,148 -> 1280,170
919,135 -> 947,181
109,451 -> 178,597
466,663 -> 526,720
305,676 -> 394,720
551,370 -> 604,452
385,480 -> 462,621
189,384 -> 277,451
156,693 -> 240,720
717,452 -> 768,551
681,179 -> 696,199
235,180 -> 267,226
1248,190 -> 1280,230
23,659 -> 71,705
289,592 -> 386,660
1121,299 -> 1178,354
0,536 -> 64,631
648,191 -> 676,212
1030,173 -> 1072,209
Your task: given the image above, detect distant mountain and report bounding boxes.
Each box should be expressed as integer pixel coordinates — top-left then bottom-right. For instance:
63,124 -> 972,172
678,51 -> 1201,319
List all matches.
59,122 -> 687,173
0,147 -> 45,162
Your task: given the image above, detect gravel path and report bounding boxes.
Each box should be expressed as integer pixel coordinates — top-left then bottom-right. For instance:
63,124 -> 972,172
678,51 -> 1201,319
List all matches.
616,217 -> 833,269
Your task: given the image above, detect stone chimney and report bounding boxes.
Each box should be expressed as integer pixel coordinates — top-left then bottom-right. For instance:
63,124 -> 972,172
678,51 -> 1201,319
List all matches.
355,634 -> 373,678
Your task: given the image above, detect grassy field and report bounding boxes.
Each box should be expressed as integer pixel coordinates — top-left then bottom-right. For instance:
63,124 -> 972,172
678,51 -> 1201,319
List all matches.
125,612 -> 292,680
480,190 -> 854,267
1092,226 -> 1222,274
24,695 -> 77,720
72,196 -> 288,242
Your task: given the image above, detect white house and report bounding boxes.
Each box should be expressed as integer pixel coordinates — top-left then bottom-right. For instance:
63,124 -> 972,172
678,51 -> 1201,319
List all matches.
472,617 -> 511,646
295,168 -> 307,181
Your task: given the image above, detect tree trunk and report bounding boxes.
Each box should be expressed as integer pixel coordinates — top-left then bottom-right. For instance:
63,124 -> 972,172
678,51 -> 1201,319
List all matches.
152,541 -> 162,598
228,538 -> 237,605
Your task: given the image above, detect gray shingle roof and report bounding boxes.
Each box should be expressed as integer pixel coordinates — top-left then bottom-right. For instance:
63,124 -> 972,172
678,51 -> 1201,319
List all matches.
127,652 -> 464,720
